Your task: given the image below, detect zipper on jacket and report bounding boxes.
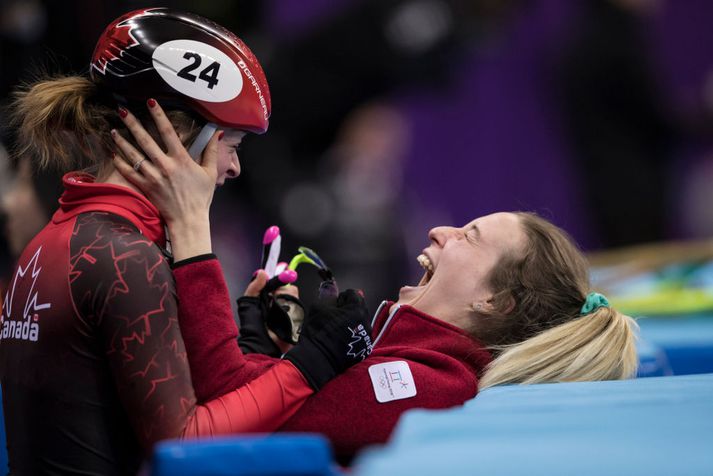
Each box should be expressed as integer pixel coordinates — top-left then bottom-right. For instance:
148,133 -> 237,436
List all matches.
372,303 -> 401,347
371,301 -> 388,329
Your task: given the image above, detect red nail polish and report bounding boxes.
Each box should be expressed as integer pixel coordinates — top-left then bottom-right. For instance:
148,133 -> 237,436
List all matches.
356,289 -> 365,298
118,107 -> 128,118
147,98 -> 157,108
218,131 -> 225,141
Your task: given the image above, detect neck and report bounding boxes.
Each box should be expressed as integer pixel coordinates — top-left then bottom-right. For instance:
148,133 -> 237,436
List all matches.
101,168 -> 145,197
397,298 -> 473,331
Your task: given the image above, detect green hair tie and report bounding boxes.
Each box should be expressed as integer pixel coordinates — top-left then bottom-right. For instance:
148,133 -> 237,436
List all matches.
580,292 -> 609,315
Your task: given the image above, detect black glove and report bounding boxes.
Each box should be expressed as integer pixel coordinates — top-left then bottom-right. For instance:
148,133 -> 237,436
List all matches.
236,296 -> 282,357
284,289 -> 374,390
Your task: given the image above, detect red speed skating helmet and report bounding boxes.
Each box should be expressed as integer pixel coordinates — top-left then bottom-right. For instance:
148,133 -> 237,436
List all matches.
90,8 -> 271,135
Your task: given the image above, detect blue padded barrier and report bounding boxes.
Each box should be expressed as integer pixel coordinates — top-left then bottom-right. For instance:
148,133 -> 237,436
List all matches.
636,338 -> 673,377
152,434 -> 340,476
353,374 -> 713,476
637,315 -> 713,375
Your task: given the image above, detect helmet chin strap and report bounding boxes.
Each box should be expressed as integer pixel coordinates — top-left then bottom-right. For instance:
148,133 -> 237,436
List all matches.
187,122 -> 218,161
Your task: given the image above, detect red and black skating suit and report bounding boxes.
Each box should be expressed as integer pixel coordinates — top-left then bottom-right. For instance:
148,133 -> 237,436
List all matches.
0,173 -> 311,476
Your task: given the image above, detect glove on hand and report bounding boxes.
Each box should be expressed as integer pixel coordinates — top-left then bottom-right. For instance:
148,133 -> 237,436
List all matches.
237,269 -> 305,355
237,295 -> 282,357
284,289 -> 374,390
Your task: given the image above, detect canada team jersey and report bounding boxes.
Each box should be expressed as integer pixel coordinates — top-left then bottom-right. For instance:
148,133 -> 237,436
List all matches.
0,173 -> 313,475
0,174 -> 191,475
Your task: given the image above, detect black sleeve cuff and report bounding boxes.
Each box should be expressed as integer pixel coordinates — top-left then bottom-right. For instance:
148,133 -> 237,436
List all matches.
171,253 -> 217,269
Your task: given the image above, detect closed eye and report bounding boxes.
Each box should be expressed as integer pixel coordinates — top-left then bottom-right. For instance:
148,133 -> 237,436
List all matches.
466,223 -> 480,243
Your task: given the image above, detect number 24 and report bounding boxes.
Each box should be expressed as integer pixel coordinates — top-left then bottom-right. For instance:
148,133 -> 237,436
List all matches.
177,52 -> 220,89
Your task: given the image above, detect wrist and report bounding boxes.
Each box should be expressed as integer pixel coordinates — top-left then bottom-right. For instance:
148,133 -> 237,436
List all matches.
167,216 -> 212,262
171,253 -> 216,269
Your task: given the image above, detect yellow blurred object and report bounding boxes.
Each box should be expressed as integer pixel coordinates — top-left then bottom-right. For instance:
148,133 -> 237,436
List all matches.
588,239 -> 713,316
608,289 -> 713,316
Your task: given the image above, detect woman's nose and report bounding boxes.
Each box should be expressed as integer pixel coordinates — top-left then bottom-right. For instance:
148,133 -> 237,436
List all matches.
428,226 -> 458,246
226,155 -> 241,179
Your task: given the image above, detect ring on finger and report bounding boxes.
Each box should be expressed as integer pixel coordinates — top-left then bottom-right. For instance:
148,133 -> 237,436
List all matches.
133,158 -> 148,171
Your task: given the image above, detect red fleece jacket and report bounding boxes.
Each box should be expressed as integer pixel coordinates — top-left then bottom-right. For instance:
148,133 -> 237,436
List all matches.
174,259 -> 492,457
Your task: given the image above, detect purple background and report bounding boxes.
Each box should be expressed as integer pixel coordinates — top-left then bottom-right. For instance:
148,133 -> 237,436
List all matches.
267,0 -> 713,250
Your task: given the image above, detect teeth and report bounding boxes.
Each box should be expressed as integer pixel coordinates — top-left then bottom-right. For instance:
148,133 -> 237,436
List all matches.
417,254 -> 434,273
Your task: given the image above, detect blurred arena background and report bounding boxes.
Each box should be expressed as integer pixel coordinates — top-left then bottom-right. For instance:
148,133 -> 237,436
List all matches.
2,0 -> 713,312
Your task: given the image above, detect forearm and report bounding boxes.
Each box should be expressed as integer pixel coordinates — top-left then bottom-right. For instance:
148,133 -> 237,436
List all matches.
173,257 -> 275,401
182,360 -> 313,437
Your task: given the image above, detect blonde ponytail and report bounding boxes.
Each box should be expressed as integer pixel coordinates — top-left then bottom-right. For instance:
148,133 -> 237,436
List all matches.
470,212 -> 642,390
10,75 -> 115,172
478,307 -> 638,389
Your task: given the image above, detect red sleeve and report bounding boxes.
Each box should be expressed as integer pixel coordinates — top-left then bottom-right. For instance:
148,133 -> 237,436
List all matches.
182,360 -> 312,437
172,258 -> 277,402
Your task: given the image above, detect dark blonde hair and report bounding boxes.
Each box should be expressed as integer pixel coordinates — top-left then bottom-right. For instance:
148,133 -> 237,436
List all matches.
477,212 -> 638,389
9,75 -> 202,177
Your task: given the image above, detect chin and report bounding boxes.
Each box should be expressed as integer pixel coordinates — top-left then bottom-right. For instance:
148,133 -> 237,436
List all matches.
397,284 -> 425,306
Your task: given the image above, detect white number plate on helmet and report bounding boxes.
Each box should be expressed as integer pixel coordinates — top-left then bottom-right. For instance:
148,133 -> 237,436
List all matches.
152,39 -> 243,102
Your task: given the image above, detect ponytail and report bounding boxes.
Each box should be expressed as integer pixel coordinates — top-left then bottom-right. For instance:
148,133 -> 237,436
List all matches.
10,75 -> 116,172
478,307 -> 638,390
470,213 -> 641,389
10,75 -> 203,176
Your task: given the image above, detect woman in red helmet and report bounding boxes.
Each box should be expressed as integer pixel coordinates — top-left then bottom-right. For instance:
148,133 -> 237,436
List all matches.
0,8 -> 372,475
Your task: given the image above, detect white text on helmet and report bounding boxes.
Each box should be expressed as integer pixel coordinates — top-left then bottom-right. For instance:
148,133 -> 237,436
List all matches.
237,59 -> 269,120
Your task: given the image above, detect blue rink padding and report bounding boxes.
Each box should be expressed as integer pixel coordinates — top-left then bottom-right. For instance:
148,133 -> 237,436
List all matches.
151,434 -> 340,476
353,374 -> 713,476
637,314 -> 713,375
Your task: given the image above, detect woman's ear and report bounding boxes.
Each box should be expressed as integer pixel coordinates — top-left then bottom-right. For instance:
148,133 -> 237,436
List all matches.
475,293 -> 516,315
492,294 -> 516,315
488,293 -> 515,316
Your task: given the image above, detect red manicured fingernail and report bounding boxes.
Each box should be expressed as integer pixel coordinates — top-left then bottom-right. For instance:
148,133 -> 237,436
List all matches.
252,269 -> 264,277
218,131 -> 225,141
118,107 -> 128,118
356,289 -> 365,298
147,98 -> 157,108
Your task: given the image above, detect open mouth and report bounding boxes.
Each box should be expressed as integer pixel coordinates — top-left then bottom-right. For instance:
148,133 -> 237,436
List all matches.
416,254 -> 434,286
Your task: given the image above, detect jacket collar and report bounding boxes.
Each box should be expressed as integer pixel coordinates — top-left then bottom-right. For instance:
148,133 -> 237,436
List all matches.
370,300 -> 493,376
52,172 -> 166,246
371,300 -> 394,337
